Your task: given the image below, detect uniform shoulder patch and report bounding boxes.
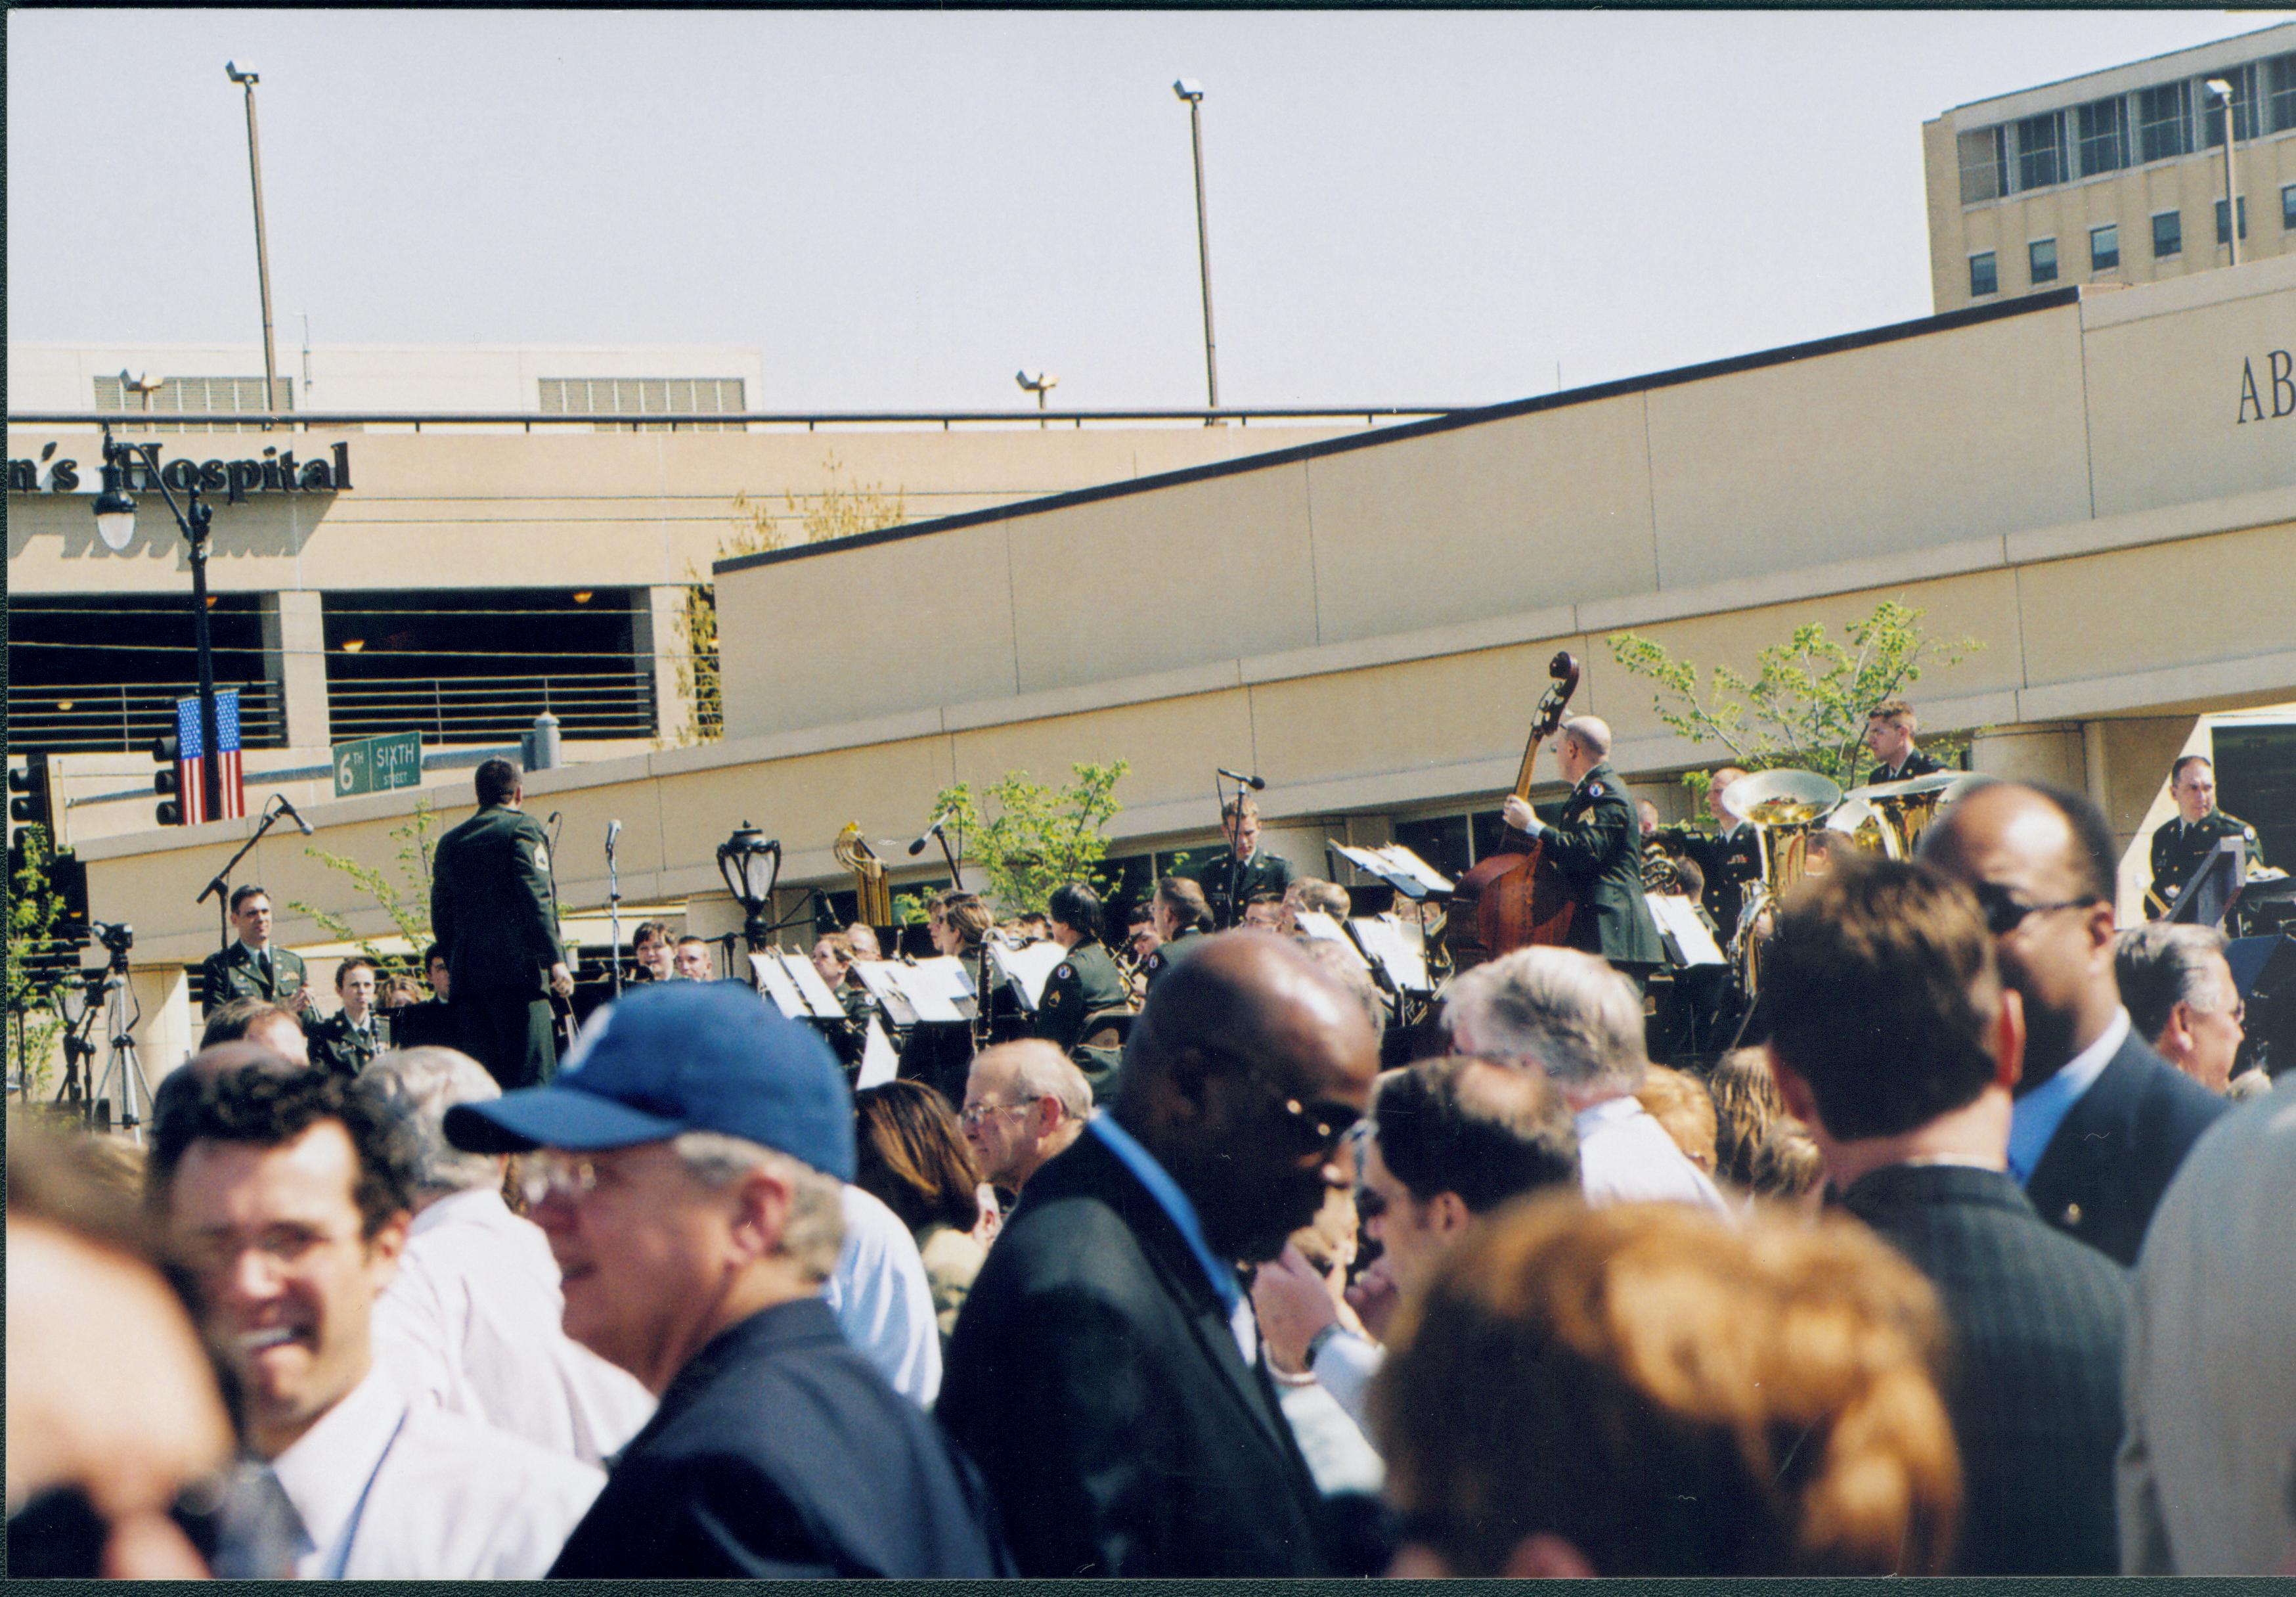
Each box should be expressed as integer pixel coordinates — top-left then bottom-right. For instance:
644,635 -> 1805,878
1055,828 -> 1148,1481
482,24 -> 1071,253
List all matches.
1054,963 -> 1075,980
1586,781 -> 1605,798
533,840 -> 550,870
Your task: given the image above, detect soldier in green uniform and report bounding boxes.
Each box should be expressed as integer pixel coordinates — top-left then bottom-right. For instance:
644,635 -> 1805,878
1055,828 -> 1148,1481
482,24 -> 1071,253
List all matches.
1032,883 -> 1134,1102
1138,876 -> 1214,993
1861,699 -> 1948,787
430,758 -> 572,1090
2149,754 -> 2267,918
199,885 -> 313,1023
1183,794 -> 1297,930
1499,715 -> 1667,980
309,956 -> 387,1078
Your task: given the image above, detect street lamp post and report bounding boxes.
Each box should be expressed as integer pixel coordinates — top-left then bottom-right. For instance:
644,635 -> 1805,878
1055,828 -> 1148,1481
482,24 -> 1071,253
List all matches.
226,62 -> 281,425
1172,79 -> 1220,415
92,427 -> 221,824
1016,371 -> 1059,428
716,822 -> 784,953
2207,78 -> 2240,267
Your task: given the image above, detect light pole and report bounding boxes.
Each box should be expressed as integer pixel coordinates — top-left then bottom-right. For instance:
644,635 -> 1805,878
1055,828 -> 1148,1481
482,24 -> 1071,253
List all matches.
2206,78 -> 2240,266
1016,371 -> 1059,428
716,822 -> 784,953
226,62 -> 281,425
92,428 -> 221,824
1172,79 -> 1220,416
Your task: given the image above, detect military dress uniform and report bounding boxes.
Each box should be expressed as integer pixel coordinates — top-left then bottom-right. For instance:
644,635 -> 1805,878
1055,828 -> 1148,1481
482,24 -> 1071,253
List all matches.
1139,926 -> 1205,994
2150,809 -> 2266,916
1659,822 -> 1764,942
309,1011 -> 386,1079
1863,748 -> 1948,786
388,997 -> 457,1050
199,940 -> 309,1015
1513,762 -> 1667,974
430,802 -> 566,1091
1034,936 -> 1132,1103
1183,847 -> 1296,930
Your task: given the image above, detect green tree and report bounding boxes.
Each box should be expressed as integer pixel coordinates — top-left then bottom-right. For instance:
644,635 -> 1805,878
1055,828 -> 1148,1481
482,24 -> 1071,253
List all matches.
6,827 -> 74,1098
673,457 -> 908,746
1607,599 -> 1983,795
288,801 -> 443,978
923,761 -> 1130,917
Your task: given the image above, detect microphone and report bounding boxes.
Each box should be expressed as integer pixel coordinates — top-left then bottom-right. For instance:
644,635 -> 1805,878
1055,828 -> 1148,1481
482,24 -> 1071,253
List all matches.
1218,768 -> 1266,791
908,812 -> 952,857
273,796 -> 315,836
606,819 -> 622,851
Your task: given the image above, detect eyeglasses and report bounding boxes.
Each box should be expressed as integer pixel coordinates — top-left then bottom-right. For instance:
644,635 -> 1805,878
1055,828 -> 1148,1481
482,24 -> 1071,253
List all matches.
519,1150 -> 602,1208
1972,881 -> 2098,937
958,1101 -> 1031,1129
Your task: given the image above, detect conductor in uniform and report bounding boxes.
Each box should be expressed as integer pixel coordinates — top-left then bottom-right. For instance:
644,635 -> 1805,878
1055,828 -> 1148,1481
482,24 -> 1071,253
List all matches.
200,885 -> 312,1021
1497,715 -> 1666,981
2149,754 -> 2266,918
1862,699 -> 1947,786
430,757 -> 573,1089
1184,794 -> 1295,929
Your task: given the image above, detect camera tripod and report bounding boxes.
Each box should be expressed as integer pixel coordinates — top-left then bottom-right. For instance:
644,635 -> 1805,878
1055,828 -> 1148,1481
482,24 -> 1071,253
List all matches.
59,942 -> 152,1142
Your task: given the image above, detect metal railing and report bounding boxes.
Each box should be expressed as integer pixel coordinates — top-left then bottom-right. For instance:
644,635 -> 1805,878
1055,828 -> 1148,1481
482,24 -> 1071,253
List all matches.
328,671 -> 656,742
6,681 -> 283,754
9,405 -> 1465,435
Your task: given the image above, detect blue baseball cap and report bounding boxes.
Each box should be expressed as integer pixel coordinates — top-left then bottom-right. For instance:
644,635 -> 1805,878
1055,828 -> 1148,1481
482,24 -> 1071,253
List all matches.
443,981 -> 855,1182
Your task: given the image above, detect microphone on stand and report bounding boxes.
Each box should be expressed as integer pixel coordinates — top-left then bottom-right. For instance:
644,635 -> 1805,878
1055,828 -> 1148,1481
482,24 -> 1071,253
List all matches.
1218,768 -> 1266,791
272,796 -> 315,836
908,813 -> 953,857
606,818 -> 622,853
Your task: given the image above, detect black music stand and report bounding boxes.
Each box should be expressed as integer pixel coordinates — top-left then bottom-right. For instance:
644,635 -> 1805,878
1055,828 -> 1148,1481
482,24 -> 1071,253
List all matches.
2167,838 -> 2249,929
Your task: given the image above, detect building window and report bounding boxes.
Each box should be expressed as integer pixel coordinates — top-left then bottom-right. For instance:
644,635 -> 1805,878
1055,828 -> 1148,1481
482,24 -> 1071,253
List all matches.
2284,183 -> 2296,231
2075,96 -> 2129,176
2152,210 -> 2183,258
2199,64 -> 2259,144
1957,126 -> 2004,204
1968,251 -> 1998,297
2090,222 -> 2120,272
537,377 -> 747,432
2215,196 -> 2249,246
91,374 -> 292,434
2015,111 -> 2065,191
2137,81 -> 2192,163
2268,53 -> 2296,135
2029,237 -> 2058,284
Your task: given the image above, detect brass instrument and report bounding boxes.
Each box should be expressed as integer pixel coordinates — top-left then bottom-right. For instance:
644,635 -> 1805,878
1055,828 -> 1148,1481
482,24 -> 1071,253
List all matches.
1833,771 -> 1962,861
834,823 -> 893,928
1641,839 -> 1689,895
1718,768 -> 1842,997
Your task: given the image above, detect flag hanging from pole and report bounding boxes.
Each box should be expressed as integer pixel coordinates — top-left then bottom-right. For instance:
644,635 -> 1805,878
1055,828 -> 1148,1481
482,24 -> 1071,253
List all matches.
175,691 -> 246,826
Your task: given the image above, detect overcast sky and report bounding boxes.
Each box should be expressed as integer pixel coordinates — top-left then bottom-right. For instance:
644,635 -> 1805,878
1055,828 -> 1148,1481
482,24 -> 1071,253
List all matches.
9,9 -> 2288,412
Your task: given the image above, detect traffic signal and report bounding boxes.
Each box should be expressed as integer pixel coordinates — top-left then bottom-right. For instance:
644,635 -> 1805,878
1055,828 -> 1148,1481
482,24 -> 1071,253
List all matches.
152,732 -> 184,828
8,756 -> 56,834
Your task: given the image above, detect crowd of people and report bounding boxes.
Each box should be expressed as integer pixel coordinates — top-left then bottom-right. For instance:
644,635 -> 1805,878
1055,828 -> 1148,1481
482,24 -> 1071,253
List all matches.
9,735 -> 2291,1577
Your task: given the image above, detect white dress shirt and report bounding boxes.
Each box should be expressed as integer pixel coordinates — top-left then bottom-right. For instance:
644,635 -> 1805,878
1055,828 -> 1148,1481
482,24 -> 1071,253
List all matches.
1575,1095 -> 1733,1214
269,1367 -> 604,1579
823,1184 -> 943,1408
372,1185 -> 655,1466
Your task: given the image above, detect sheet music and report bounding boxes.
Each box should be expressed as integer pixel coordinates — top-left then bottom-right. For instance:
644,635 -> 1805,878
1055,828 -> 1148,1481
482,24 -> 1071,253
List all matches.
749,953 -> 810,1019
901,956 -> 976,1023
850,960 -> 921,1028
856,1018 -> 900,1089
1349,914 -> 1432,993
1646,894 -> 1726,966
989,939 -> 1069,1010
1295,910 -> 1372,972
783,951 -> 848,1018
1328,840 -> 1455,900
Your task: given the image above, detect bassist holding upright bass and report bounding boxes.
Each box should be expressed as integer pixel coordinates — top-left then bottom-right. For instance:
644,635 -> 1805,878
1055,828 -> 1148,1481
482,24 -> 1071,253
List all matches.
1497,715 -> 1667,985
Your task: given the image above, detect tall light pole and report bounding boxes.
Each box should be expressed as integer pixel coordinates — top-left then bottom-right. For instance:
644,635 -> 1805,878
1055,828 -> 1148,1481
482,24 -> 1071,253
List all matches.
226,62 -> 280,426
1173,79 -> 1220,415
2206,78 -> 2240,267
1016,370 -> 1059,428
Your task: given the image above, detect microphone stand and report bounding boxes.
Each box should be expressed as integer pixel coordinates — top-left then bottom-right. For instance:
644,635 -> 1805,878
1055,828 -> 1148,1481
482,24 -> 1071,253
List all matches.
197,796 -> 299,953
1212,770 -> 1243,930
606,825 -> 624,997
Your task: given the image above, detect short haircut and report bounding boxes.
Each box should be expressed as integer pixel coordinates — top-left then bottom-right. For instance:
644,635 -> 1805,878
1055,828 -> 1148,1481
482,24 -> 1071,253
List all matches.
423,943 -> 445,970
358,1048 -> 504,1196
2116,924 -> 2234,1043
1154,874 -> 1213,933
1373,1196 -> 1958,1577
977,1040 -> 1093,1125
672,1132 -> 846,1283
1243,888 -> 1287,909
2171,754 -> 2213,784
1290,877 -> 1351,917
844,923 -> 881,959
1635,1064 -> 1718,1172
853,1079 -> 982,1234
1372,1056 -> 1579,1213
814,931 -> 855,965
1442,946 -> 1648,1094
1763,857 -> 2000,1142
674,934 -> 709,951
157,1068 -> 414,1238
335,956 -> 376,989
199,997 -> 298,1051
940,893 -> 993,949
474,757 -> 521,807
1866,698 -> 1917,731
1561,715 -> 1612,760
1048,882 -> 1103,941
1221,793 -> 1260,823
1708,1046 -> 1786,1190
227,884 -> 269,915
1126,898 -> 1157,929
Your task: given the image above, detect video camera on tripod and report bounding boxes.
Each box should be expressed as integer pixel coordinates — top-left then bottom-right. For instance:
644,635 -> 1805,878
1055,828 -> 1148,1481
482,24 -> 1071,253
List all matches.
89,920 -> 134,959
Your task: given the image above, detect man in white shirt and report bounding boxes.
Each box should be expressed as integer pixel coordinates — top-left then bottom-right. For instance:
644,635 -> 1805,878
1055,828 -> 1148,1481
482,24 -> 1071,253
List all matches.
1444,945 -> 1729,1213
361,1048 -> 655,1464
156,1066 -> 602,1578
824,1184 -> 943,1408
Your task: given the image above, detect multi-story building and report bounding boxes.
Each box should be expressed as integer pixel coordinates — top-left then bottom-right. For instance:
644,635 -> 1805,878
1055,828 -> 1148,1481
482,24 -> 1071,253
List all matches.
1925,22 -> 2296,312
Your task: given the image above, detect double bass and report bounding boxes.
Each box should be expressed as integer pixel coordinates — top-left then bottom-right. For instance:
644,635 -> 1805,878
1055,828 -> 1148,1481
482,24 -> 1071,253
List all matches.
1442,650 -> 1581,969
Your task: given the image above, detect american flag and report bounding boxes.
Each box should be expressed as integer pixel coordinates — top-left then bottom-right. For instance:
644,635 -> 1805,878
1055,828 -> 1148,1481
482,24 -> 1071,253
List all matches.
175,690 -> 246,826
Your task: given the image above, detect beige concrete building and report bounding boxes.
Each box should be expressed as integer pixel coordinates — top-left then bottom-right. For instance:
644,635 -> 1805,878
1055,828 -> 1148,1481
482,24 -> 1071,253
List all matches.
1926,22 -> 2296,313
20,260 -> 2296,1075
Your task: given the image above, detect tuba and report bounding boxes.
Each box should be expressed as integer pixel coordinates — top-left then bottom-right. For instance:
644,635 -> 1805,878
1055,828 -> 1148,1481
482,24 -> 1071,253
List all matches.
1834,771 -> 1962,861
834,823 -> 893,928
1717,768 -> 1841,997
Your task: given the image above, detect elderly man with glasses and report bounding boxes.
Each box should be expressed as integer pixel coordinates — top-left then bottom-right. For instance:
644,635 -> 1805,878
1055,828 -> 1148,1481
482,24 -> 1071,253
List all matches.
959,1041 -> 1093,1198
939,930 -> 1377,1578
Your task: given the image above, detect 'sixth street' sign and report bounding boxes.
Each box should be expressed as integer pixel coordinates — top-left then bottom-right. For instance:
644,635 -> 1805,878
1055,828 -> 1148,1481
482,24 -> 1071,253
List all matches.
5,439 -> 353,504
334,730 -> 422,799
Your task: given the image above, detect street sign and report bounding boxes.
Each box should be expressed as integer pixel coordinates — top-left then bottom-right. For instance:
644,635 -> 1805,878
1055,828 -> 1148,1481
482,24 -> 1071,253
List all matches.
333,731 -> 422,799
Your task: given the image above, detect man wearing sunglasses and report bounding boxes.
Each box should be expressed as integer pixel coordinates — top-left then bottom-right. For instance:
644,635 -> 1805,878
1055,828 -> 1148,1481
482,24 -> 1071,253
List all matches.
1921,781 -> 2226,1267
940,931 -> 1379,1577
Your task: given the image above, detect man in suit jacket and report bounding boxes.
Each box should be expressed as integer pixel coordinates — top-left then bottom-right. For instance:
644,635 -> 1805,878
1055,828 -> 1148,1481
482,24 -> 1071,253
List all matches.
1763,855 -> 2130,1574
1499,715 -> 1666,977
938,931 -> 1378,1578
1922,780 -> 2227,1266
443,983 -> 1011,1578
430,759 -> 573,1090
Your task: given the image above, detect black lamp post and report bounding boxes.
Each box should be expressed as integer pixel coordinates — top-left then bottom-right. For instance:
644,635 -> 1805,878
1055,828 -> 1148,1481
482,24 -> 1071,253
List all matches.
716,822 -> 782,953
94,425 -> 221,824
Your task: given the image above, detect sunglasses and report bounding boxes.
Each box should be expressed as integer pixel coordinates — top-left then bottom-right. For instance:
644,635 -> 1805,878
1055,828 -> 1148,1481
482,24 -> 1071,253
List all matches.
1971,880 -> 2099,937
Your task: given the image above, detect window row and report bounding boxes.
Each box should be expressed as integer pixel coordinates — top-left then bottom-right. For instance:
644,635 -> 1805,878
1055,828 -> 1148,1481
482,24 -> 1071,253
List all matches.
1958,51 -> 2296,204
1967,186 -> 2293,296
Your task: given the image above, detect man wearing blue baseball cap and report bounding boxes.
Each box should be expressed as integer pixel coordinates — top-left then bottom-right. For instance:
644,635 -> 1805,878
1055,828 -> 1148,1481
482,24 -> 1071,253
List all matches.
443,983 -> 1011,1577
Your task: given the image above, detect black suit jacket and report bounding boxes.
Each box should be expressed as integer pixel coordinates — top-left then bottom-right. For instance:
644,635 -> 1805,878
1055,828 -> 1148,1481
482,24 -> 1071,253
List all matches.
2025,1030 -> 2228,1267
937,1127 -> 1334,1578
548,1299 -> 1011,1579
1840,1163 -> 2129,1574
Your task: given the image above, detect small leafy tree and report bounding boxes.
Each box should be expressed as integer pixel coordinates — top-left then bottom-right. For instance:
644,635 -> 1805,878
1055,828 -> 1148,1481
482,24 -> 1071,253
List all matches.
6,827 -> 74,1098
923,761 -> 1130,918
673,457 -> 908,746
288,801 -> 443,978
1608,600 -> 1983,796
